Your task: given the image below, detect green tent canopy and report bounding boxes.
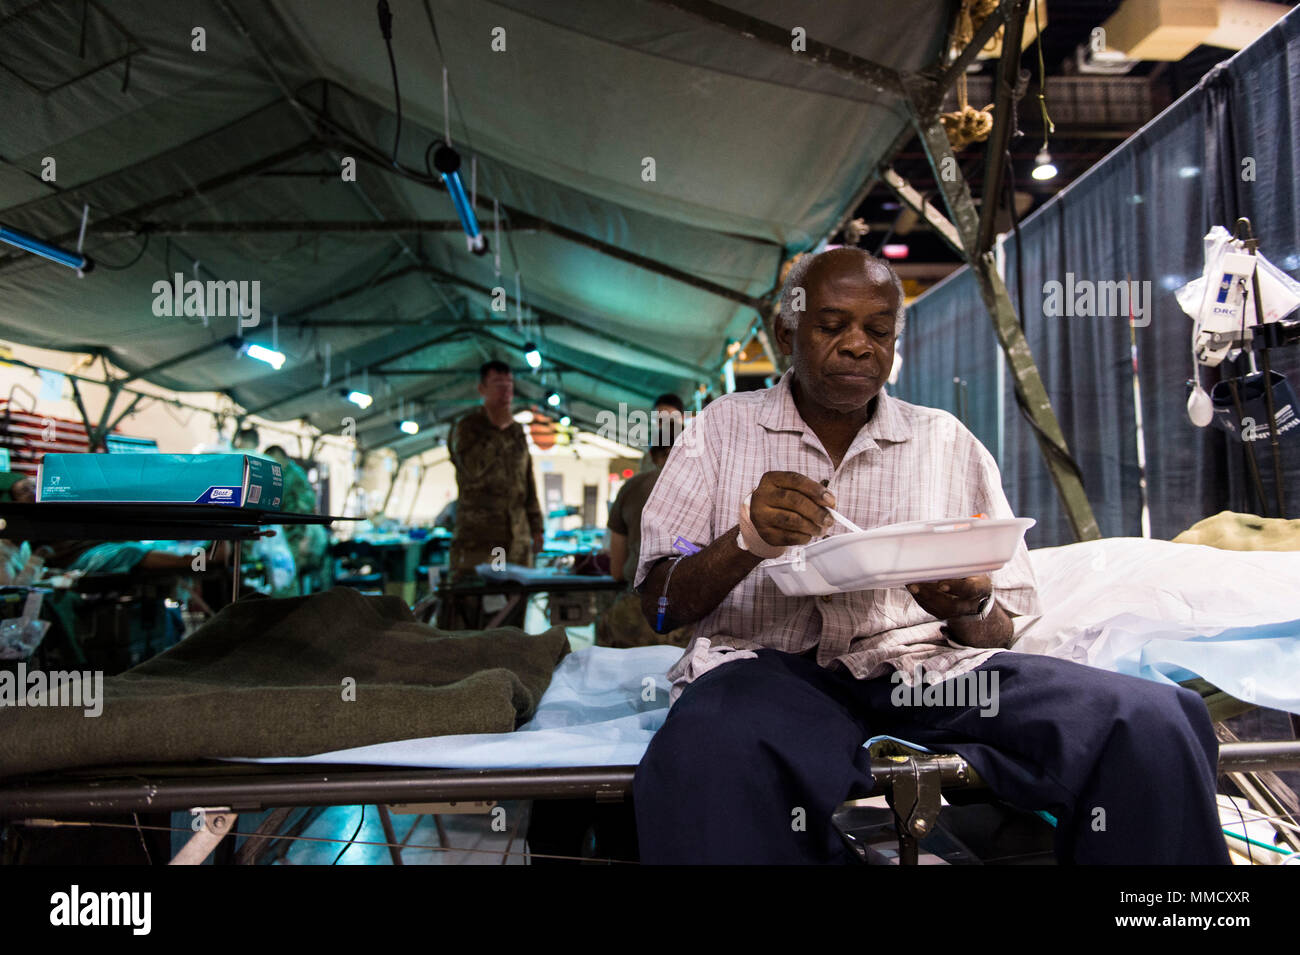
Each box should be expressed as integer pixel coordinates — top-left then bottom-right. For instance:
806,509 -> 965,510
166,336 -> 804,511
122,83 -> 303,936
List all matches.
0,0 -> 953,457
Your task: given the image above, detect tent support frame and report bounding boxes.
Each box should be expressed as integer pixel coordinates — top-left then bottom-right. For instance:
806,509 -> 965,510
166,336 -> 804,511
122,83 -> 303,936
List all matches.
679,0 -> 1098,541
899,7 -> 1100,541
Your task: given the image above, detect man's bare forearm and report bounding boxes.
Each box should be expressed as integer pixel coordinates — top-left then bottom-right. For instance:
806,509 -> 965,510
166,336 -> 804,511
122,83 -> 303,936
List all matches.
943,605 -> 1014,649
639,524 -> 763,631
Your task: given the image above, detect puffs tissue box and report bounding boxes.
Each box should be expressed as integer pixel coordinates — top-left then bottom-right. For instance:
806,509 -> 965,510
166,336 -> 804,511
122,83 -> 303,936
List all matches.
37,453 -> 284,509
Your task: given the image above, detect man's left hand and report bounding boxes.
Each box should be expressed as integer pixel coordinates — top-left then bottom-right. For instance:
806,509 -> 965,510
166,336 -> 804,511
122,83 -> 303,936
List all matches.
906,575 -> 991,621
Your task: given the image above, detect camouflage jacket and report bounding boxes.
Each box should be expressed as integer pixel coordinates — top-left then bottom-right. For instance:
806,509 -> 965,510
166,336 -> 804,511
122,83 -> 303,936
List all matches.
279,457 -> 327,566
448,407 -> 543,574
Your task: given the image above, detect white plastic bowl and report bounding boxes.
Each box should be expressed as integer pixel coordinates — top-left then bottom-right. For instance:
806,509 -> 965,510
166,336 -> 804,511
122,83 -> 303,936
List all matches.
766,517 -> 1036,596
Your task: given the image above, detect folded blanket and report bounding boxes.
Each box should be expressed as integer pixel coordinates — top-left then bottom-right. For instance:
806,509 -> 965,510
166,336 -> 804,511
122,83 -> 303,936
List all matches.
1174,510 -> 1300,551
0,587 -> 569,777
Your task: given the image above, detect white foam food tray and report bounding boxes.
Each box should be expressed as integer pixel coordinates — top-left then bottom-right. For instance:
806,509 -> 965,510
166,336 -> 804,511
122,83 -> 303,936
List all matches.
766,517 -> 1036,596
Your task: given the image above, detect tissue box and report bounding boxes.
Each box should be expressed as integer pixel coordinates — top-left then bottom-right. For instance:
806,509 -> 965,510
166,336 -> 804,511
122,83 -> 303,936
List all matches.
37,453 -> 283,510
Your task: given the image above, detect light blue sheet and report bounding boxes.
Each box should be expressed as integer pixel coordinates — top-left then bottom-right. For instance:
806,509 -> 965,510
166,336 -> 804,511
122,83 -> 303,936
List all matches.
247,645 -> 680,769
1111,619 -> 1300,714
241,616 -> 1300,769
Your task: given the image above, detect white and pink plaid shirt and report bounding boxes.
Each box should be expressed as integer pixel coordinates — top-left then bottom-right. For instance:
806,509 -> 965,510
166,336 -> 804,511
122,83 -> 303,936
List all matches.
635,370 -> 1040,684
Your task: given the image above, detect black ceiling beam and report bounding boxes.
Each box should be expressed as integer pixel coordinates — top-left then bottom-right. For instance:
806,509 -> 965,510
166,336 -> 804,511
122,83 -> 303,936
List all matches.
976,1 -> 1029,256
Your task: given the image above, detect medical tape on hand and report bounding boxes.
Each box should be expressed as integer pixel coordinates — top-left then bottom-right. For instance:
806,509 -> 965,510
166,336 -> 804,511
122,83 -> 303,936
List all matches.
738,492 -> 788,559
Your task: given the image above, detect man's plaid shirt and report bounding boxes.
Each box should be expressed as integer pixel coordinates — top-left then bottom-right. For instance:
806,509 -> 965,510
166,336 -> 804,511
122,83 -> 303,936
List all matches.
635,371 -> 1040,684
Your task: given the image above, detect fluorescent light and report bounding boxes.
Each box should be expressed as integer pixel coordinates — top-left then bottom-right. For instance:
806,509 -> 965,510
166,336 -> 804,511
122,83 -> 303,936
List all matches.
546,391 -> 561,407
244,343 -> 285,370
0,223 -> 92,272
559,416 -> 571,426
524,342 -> 542,369
399,420 -> 419,435
346,390 -> 373,409
1031,148 -> 1057,181
881,243 -> 909,260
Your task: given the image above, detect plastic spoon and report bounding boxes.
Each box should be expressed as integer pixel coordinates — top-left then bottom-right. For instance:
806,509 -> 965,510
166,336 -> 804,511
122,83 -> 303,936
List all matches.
826,506 -> 864,534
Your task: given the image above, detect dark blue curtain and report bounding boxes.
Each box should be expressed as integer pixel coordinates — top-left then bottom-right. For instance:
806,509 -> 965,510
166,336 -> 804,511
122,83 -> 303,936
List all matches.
901,7 -> 1300,546
892,267 -> 1001,464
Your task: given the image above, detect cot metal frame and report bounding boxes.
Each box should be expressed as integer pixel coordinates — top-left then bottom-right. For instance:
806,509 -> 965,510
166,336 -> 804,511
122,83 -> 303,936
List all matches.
4,741 -> 1298,864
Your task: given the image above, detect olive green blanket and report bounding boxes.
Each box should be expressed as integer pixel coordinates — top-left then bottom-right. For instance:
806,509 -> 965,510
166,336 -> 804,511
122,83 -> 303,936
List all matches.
0,587 -> 569,777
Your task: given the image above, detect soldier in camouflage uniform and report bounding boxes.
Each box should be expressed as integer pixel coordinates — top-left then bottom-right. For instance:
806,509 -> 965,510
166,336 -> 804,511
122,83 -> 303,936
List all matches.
448,361 -> 544,582
263,445 -> 329,594
596,401 -> 691,648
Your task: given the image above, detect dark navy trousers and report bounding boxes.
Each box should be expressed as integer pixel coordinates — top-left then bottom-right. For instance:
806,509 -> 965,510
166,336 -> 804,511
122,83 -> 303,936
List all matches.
633,649 -> 1229,864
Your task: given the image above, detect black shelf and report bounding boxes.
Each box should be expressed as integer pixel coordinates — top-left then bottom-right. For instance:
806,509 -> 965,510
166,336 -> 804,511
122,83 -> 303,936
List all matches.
0,502 -> 354,542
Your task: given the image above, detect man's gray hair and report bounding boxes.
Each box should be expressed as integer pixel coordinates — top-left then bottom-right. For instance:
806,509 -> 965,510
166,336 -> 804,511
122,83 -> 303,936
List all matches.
777,248 -> 906,337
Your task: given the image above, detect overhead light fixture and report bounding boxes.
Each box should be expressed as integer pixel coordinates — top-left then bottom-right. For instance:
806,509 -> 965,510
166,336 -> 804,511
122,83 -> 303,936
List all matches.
559,415 -> 571,427
344,390 -> 373,409
546,391 -> 561,407
0,222 -> 94,273
881,243 -> 909,260
398,420 -> 419,435
524,342 -> 542,369
1031,148 -> 1058,181
243,343 -> 286,370
431,145 -> 488,256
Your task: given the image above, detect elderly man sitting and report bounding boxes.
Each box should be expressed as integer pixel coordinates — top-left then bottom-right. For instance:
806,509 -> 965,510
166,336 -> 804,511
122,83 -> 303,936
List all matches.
633,247 -> 1227,865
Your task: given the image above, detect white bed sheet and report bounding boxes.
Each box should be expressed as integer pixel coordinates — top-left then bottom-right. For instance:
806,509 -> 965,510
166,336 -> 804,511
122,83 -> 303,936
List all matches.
244,539 -> 1300,768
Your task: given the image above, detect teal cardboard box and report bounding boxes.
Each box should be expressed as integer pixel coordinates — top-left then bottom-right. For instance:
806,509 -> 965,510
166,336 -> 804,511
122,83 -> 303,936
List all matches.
37,453 -> 284,510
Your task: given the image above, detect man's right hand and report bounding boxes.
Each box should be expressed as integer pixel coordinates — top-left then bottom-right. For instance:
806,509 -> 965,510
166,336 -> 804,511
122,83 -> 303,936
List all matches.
749,471 -> 836,547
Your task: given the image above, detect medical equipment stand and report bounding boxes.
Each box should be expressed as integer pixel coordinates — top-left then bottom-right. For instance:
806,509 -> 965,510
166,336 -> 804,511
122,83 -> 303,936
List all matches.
1225,218 -> 1298,518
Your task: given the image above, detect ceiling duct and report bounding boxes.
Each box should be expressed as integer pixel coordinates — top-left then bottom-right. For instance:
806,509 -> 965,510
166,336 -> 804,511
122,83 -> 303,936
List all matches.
1099,0 -> 1287,62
